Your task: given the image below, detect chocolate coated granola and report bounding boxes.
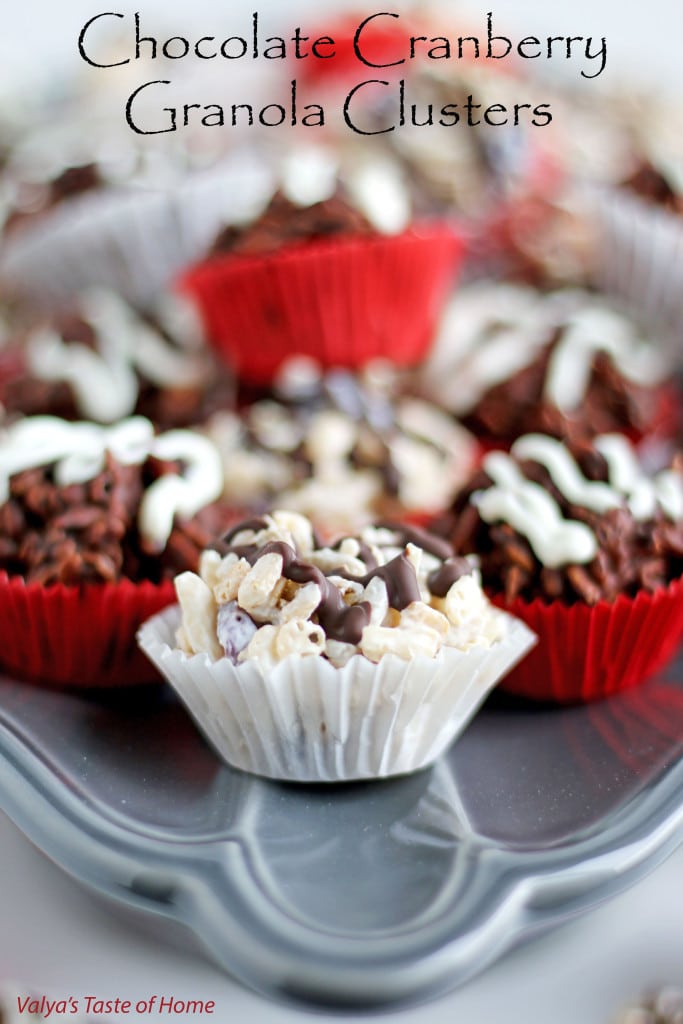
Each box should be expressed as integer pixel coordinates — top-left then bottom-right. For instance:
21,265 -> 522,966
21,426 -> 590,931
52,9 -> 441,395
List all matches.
446,441 -> 683,605
0,454 -> 228,586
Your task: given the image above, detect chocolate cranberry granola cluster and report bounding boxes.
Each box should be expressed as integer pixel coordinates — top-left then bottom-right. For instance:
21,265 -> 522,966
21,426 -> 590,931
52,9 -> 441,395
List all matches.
139,509 -> 534,779
0,416 -> 228,586
0,290 -> 230,430
446,433 -> 683,605
0,457 -> 227,586
3,162 -> 103,235
209,190 -> 376,257
422,285 -> 669,444
622,160 -> 683,213
207,362 -> 476,533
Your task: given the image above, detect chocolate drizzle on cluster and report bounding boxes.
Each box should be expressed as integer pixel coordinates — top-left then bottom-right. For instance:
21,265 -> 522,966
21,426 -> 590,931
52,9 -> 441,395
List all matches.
217,520 -> 473,646
375,521 -> 472,597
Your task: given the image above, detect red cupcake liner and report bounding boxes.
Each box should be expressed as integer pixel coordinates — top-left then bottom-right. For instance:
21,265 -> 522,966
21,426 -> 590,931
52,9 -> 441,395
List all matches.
491,578 -> 683,703
178,224 -> 464,385
0,573 -> 176,689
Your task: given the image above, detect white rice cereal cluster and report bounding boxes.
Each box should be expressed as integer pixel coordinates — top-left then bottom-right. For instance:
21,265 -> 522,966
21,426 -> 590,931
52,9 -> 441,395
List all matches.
174,510 -> 502,671
206,391 -> 475,533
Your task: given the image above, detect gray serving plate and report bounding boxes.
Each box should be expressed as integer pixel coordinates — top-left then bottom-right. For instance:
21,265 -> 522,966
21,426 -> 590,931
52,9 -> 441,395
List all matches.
0,656 -> 682,1011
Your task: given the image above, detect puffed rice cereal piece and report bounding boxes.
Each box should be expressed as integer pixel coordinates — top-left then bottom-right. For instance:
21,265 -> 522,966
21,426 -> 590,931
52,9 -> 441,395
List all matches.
174,572 -> 222,660
435,572 -> 491,629
360,622 -> 443,662
276,581 -> 322,624
237,552 -> 287,622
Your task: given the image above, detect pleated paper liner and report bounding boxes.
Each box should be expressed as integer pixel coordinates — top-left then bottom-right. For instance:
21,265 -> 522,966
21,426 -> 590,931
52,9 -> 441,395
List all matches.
0,573 -> 176,689
137,604 -> 536,783
177,224 -> 465,385
491,577 -> 683,703
588,185 -> 683,361
0,154 -> 273,312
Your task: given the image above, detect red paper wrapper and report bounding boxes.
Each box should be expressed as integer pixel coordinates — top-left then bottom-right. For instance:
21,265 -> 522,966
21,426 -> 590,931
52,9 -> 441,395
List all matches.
0,573 -> 176,689
491,578 -> 683,703
178,224 -> 464,384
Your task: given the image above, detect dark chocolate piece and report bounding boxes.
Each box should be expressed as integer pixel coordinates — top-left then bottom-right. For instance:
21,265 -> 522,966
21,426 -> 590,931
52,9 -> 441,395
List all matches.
427,556 -> 473,598
223,534 -> 427,644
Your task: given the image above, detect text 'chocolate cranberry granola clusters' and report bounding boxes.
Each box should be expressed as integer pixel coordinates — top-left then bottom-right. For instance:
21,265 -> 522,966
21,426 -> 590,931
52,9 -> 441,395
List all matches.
446,433 -> 683,605
0,416 -> 229,586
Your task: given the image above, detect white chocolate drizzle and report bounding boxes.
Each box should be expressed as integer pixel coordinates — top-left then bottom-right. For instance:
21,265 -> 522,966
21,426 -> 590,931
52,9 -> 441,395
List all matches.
476,433 -> 683,568
423,286 -> 666,416
346,158 -> 411,235
26,328 -> 138,424
475,451 -> 598,567
280,146 -> 411,234
424,284 -> 546,414
544,304 -> 667,411
0,416 -> 223,549
26,290 -> 209,425
281,146 -> 338,207
594,434 -> 683,521
138,430 -> 224,549
511,434 -> 622,514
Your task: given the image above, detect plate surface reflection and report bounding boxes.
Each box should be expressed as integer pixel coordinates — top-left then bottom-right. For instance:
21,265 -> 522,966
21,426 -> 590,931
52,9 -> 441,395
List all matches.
0,655 -> 682,1009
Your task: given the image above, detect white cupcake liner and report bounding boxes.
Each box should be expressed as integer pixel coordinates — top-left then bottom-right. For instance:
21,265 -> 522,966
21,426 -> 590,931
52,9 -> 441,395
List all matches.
588,184 -> 683,358
137,605 -> 536,783
0,150 -> 273,311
